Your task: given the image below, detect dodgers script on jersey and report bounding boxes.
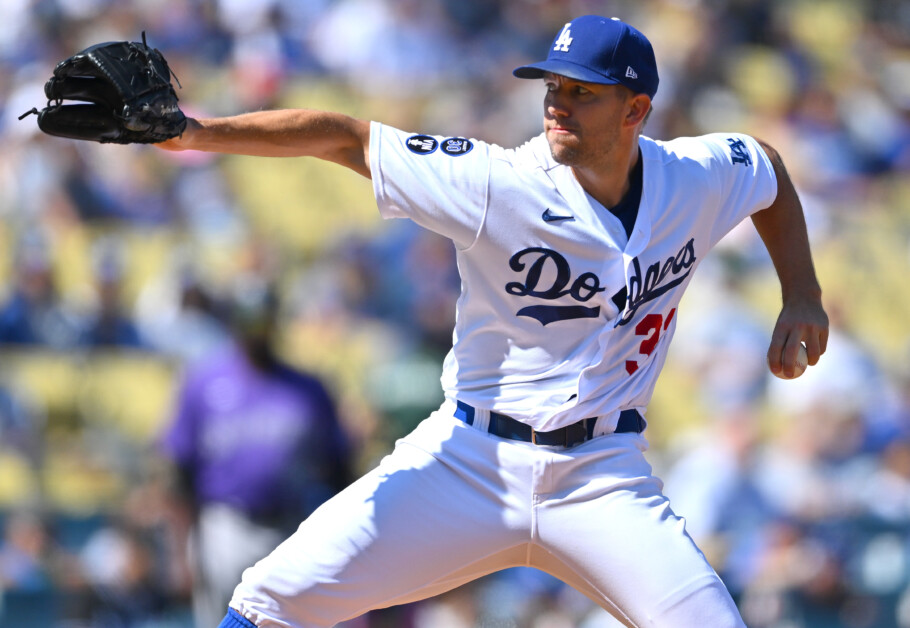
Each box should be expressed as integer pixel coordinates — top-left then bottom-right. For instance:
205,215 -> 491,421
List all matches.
371,123 -> 777,431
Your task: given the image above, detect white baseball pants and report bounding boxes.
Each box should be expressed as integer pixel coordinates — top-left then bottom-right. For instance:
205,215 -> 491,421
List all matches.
226,401 -> 746,627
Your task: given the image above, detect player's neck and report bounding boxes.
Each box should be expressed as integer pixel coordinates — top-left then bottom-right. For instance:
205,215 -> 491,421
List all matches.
572,137 -> 640,209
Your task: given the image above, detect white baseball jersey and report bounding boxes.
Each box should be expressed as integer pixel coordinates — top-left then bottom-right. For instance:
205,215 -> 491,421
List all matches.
226,127 -> 773,628
370,124 -> 777,432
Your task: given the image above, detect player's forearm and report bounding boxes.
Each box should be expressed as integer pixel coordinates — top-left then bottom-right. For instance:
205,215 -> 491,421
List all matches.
751,142 -> 822,305
752,140 -> 828,371
163,109 -> 372,177
751,203 -> 821,304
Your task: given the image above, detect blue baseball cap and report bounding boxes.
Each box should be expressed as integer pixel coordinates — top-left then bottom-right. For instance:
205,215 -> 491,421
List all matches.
513,15 -> 659,99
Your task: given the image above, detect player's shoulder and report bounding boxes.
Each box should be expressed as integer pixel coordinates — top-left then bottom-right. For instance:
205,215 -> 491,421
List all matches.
373,122 -> 481,155
644,132 -> 761,162
642,133 -> 769,177
374,122 -> 555,172
500,133 -> 557,171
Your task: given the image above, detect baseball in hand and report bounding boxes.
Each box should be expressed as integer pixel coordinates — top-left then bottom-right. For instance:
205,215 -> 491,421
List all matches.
770,343 -> 809,380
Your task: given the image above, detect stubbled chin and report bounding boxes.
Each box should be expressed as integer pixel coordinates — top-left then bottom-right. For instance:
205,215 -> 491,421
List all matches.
547,138 -> 578,165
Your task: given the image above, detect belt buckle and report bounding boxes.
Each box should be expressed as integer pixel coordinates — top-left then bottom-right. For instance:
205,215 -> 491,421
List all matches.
531,429 -> 539,445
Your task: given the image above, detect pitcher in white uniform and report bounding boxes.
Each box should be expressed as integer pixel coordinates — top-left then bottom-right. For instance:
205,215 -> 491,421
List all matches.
158,15 -> 828,628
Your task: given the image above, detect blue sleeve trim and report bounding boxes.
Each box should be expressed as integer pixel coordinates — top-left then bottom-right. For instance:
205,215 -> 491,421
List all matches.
218,608 -> 258,628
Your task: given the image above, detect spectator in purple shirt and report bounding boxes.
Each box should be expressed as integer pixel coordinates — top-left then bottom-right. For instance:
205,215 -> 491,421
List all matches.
160,277 -> 352,628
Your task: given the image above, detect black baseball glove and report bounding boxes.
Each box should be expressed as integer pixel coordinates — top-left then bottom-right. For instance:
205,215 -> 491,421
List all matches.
20,33 -> 186,144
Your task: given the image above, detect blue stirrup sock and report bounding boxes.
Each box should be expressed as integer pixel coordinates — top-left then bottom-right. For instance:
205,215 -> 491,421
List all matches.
218,608 -> 257,628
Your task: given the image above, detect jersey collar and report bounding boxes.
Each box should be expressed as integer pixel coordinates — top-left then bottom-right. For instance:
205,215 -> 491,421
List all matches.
622,136 -> 654,259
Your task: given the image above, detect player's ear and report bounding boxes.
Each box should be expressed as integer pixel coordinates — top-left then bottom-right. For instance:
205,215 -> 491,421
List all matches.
624,93 -> 651,129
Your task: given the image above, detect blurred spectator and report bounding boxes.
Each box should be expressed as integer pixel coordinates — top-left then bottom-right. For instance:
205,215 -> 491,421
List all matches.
62,145 -> 175,225
0,233 -> 84,348
0,379 -> 43,467
333,224 -> 459,354
862,438 -> 910,524
766,305 -> 904,456
738,518 -> 850,628
0,510 -> 66,627
79,237 -> 146,350
68,470 -> 194,627
310,0 -> 457,98
159,276 -> 353,628
134,253 -> 231,365
77,519 -> 172,628
0,510 -> 52,592
670,254 -> 770,413
753,404 -> 863,524
664,408 -> 778,598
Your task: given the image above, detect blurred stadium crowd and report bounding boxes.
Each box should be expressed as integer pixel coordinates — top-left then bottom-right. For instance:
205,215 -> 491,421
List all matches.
0,0 -> 909,626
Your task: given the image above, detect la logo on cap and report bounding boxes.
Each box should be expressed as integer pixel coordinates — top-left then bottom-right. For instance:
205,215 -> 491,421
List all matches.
512,15 -> 660,100
553,23 -> 573,52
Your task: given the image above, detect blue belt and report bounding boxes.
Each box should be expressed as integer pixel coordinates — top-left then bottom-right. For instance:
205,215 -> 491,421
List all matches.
454,401 -> 644,447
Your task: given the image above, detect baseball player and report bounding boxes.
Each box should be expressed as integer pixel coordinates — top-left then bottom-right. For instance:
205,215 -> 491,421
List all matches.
157,15 -> 829,628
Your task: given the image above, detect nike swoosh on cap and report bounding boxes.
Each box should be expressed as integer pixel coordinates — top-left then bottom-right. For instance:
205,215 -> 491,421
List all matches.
542,208 -> 574,222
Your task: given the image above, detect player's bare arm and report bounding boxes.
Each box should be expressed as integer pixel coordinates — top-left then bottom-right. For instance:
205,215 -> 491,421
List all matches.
158,110 -> 372,178
750,139 -> 829,378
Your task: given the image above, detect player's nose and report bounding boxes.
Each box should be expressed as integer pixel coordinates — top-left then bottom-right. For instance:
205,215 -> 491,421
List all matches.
545,96 -> 571,119
544,88 -> 573,119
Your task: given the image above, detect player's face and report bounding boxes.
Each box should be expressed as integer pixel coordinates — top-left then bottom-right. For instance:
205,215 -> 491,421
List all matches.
542,73 -> 630,167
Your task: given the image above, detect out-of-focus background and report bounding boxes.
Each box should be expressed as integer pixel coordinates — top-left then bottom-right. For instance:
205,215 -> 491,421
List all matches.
0,0 -> 908,626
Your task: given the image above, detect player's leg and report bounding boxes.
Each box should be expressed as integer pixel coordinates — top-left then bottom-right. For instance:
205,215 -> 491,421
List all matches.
533,433 -> 745,628
192,504 -> 286,628
225,404 -> 533,628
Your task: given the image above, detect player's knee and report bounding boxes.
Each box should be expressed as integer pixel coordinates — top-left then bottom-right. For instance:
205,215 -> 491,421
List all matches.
653,578 -> 746,628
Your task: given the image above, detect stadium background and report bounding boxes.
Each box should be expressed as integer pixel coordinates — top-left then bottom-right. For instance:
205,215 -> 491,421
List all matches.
0,0 -> 909,626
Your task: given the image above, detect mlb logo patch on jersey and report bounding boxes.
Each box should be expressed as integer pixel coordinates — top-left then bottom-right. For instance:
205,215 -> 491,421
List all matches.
406,135 -> 438,154
441,137 -> 473,156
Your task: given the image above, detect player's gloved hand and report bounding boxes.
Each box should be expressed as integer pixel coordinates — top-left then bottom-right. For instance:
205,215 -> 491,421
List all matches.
19,32 -> 186,144
766,295 -> 828,379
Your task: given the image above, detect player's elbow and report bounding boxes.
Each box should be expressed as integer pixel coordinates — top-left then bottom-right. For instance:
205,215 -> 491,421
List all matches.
322,116 -> 372,178
328,143 -> 371,179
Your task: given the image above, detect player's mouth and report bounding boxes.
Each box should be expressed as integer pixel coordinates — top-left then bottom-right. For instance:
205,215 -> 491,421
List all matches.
547,124 -> 578,137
